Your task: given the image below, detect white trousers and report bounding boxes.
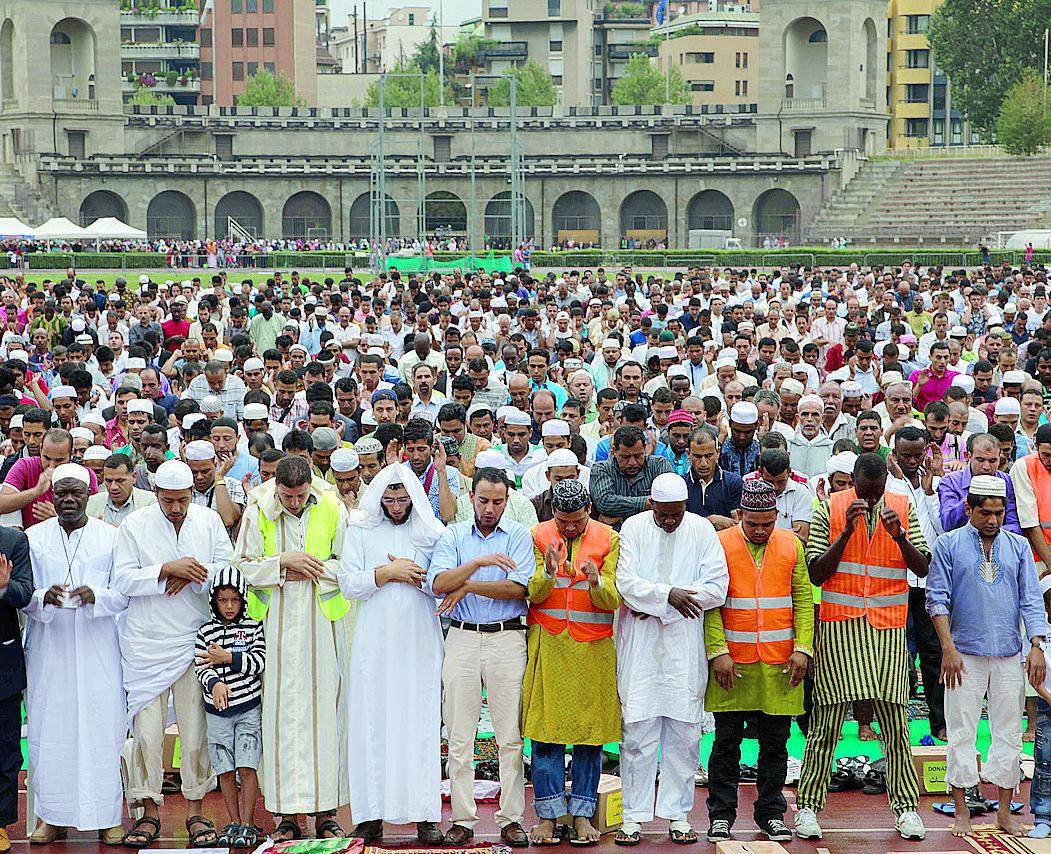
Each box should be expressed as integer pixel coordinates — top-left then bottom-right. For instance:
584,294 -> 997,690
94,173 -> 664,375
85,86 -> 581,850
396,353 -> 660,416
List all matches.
944,652 -> 1024,790
620,717 -> 700,823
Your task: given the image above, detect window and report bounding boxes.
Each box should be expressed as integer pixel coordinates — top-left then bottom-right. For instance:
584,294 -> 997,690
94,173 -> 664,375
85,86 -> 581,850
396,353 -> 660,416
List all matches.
932,118 -> 944,144
263,0 -> 274,9
231,28 -> 243,46
200,62 -> 213,80
246,0 -> 257,11
951,118 -> 962,144
595,43 -> 602,56
690,52 -> 715,63
906,49 -> 930,68
906,15 -> 930,34
264,62 -> 275,73
231,0 -> 241,11
232,61 -> 244,80
741,52 -> 748,68
740,79 -> 747,95
550,40 -> 562,51
547,0 -> 560,15
933,84 -> 946,110
488,6 -> 508,16
200,27 -> 212,47
735,79 -> 740,95
246,28 -> 258,46
594,77 -> 602,90
904,117 -> 928,137
735,51 -> 741,67
247,61 -> 258,76
263,27 -> 274,45
905,83 -> 928,103
552,74 -> 563,84
690,80 -> 715,91
408,13 -> 415,23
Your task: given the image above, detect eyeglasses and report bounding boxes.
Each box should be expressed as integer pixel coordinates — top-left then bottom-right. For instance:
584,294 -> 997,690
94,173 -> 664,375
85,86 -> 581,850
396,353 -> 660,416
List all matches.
381,496 -> 412,507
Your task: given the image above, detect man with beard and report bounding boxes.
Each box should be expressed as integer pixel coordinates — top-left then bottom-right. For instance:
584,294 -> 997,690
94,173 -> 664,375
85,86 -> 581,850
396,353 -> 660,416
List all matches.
788,396 -> 834,478
401,418 -> 460,523
590,426 -> 673,530
133,424 -> 173,491
339,463 -> 446,844
329,448 -> 362,509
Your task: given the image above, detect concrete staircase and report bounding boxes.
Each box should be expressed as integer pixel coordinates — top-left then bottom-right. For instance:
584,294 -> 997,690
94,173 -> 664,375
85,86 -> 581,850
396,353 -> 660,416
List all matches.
806,155 -> 1051,245
0,166 -> 49,225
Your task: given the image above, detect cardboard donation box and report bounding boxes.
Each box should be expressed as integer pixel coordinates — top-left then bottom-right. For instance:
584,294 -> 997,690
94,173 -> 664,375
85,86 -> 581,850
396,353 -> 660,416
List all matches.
556,774 -> 623,833
162,724 -> 181,772
714,842 -> 791,854
912,744 -> 980,794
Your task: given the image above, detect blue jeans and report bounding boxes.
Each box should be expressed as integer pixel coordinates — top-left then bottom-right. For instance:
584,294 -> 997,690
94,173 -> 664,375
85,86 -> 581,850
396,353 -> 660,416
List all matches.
1033,698 -> 1051,821
531,742 -> 603,819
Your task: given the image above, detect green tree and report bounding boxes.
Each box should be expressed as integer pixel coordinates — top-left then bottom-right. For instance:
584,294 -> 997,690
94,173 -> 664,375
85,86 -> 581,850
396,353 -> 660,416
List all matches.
412,22 -> 441,74
364,65 -> 450,108
610,52 -> 688,105
129,87 -> 176,107
451,33 -> 496,68
235,69 -> 306,107
996,70 -> 1051,156
928,0 -> 1051,137
488,61 -> 558,107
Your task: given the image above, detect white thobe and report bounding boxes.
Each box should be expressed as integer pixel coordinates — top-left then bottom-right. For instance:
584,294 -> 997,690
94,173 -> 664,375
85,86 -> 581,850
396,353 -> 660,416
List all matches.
25,518 -> 127,831
113,504 -> 233,720
339,521 -> 443,824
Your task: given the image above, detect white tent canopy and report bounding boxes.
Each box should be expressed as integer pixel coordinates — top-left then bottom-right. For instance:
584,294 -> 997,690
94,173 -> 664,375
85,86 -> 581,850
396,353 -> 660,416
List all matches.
34,217 -> 91,240
82,217 -> 147,240
1006,230 -> 1051,250
0,217 -> 35,239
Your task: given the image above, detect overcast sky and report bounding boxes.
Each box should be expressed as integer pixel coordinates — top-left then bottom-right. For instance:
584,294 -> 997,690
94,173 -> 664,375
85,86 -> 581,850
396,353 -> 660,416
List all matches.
329,0 -> 481,29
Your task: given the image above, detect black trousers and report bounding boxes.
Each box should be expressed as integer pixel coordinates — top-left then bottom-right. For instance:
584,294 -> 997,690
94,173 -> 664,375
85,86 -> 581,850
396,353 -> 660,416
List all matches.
0,693 -> 21,827
706,711 -> 792,825
909,586 -> 945,734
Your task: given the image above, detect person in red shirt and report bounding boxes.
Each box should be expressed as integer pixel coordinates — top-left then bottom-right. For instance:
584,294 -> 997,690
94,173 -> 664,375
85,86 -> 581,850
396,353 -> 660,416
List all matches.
0,428 -> 97,529
160,299 -> 191,345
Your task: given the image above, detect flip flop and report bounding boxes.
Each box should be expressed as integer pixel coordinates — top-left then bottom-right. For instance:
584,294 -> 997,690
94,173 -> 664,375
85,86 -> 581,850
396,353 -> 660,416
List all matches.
668,827 -> 698,845
531,825 -> 568,846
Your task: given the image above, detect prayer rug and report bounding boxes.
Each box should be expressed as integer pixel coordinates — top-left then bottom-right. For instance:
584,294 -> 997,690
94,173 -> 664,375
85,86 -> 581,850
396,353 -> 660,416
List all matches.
365,846 -> 511,854
964,826 -> 1051,854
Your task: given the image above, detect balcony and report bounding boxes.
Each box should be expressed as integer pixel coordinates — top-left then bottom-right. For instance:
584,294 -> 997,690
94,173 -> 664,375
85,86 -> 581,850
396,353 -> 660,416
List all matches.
53,98 -> 100,111
608,43 -> 656,59
122,42 -> 200,59
121,8 -> 199,26
478,41 -> 528,61
781,96 -> 825,111
123,78 -> 201,95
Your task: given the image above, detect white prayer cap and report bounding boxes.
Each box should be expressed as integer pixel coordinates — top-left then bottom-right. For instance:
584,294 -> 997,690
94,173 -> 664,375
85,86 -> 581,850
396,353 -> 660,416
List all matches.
951,374 -> 976,393
467,402 -> 494,420
184,440 -> 216,461
51,462 -> 90,486
969,474 -> 1007,498
6,350 -> 27,362
84,445 -> 110,461
602,338 -> 622,350
289,343 -> 308,354
213,349 -> 234,364
650,472 -> 688,503
826,367 -> 851,383
361,409 -> 378,427
75,334 -> 93,346
330,448 -> 360,472
667,365 -> 689,379
49,385 -> 76,400
949,325 -> 968,338
546,448 -> 579,470
410,410 -> 434,423
718,348 -> 737,361
899,345 -> 912,360
243,403 -> 269,420
994,397 -> 1021,416
503,408 -> 531,427
108,292 -> 120,303
569,368 -> 591,384
155,459 -> 193,490
799,394 -> 823,411
730,402 -> 759,425
468,310 -> 484,319
8,415 -> 22,430
243,357 -> 265,372
138,275 -> 150,285
780,378 -> 805,397
70,427 -> 93,443
182,412 -> 206,430
70,317 -> 86,332
125,357 -> 147,370
880,371 -> 903,388
827,451 -> 858,476
354,436 -> 383,455
841,381 -> 864,399
1003,370 -> 1026,385
714,356 -> 737,370
201,395 -> 223,413
541,419 -> 570,438
315,306 -> 328,318
127,399 -> 153,415
658,345 -> 678,360
475,450 -> 509,470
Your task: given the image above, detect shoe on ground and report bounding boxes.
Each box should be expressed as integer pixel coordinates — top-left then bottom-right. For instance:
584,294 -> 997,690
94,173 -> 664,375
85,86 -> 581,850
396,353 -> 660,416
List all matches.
417,821 -> 444,844
895,811 -> 926,841
99,826 -> 126,846
500,822 -> 530,848
794,808 -> 822,840
29,822 -> 66,845
694,765 -> 708,786
350,819 -> 383,842
758,818 -> 793,842
706,820 -> 731,842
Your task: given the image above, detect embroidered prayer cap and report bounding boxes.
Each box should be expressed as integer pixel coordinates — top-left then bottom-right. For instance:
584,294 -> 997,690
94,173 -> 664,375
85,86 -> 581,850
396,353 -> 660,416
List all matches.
184,440 -> 216,461
155,459 -> 193,491
650,472 -> 688,503
354,436 -> 383,455
84,445 -> 110,462
968,474 -> 1007,498
201,395 -> 223,413
994,397 -> 1021,416
49,385 -> 76,401
438,435 -> 460,456
551,478 -> 590,513
182,412 -> 206,430
69,427 -> 94,443
330,448 -> 360,472
666,409 -> 695,427
739,479 -> 777,512
780,378 -> 805,397
1003,370 -> 1026,386
243,357 -> 265,371
841,381 -> 863,399
243,403 -> 269,420
51,463 -> 90,487
503,408 -> 531,427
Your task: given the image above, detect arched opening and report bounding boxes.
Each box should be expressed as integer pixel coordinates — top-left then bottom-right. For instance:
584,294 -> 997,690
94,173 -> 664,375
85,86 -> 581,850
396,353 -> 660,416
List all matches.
686,190 -> 734,232
50,18 -> 96,101
552,191 -> 601,247
863,18 -> 878,104
0,19 -> 15,106
619,190 -> 668,247
349,192 -> 399,240
147,190 -> 196,240
215,191 -> 264,238
423,191 -> 467,237
783,17 -> 827,102
753,189 -> 800,246
282,191 -> 331,239
484,192 -> 535,248
79,190 -> 128,226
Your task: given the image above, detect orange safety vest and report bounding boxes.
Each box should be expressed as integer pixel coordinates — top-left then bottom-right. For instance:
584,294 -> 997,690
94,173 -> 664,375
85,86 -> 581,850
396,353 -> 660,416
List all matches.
1025,454 -> 1051,562
717,525 -> 798,665
529,519 -> 616,642
821,489 -> 910,630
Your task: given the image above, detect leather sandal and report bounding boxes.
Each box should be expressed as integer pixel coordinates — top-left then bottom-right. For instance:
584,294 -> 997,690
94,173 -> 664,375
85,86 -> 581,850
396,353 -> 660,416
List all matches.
123,816 -> 161,849
501,822 -> 530,848
444,825 -> 474,846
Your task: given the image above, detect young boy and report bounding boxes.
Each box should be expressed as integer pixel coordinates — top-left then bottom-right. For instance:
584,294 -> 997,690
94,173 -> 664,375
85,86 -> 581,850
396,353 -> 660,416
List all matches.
194,567 -> 266,847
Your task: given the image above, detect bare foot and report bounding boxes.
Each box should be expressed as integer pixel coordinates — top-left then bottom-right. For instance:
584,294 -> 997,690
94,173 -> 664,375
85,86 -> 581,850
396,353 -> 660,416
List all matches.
1024,729 -> 1037,743
531,819 -> 559,845
998,814 -> 1027,837
574,817 -> 601,844
951,816 -> 973,837
858,724 -> 877,741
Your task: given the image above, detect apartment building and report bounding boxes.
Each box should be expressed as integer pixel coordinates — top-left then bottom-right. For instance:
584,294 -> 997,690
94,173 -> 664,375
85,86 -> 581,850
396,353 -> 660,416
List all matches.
120,0 -> 201,106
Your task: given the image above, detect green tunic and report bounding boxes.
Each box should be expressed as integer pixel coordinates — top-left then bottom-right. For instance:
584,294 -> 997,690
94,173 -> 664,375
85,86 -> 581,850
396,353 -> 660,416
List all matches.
522,530 -> 622,746
704,536 -> 815,715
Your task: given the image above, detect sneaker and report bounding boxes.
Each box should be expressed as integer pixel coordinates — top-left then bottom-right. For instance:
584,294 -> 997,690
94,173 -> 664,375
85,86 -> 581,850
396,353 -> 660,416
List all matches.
895,811 -> 926,841
794,808 -> 822,840
758,818 -> 793,842
706,820 -> 731,842
694,765 -> 708,786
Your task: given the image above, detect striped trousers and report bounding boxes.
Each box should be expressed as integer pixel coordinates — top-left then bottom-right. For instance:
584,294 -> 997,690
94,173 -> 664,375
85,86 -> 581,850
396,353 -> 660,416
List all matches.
796,699 -> 919,815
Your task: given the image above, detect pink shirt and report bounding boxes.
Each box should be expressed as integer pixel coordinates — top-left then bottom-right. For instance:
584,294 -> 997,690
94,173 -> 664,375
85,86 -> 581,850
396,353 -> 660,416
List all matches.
3,456 -> 98,529
909,368 -> 959,410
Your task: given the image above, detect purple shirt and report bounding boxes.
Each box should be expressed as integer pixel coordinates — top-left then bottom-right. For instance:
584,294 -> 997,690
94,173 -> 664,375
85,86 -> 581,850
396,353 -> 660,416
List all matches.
937,466 -> 1021,536
909,368 -> 959,410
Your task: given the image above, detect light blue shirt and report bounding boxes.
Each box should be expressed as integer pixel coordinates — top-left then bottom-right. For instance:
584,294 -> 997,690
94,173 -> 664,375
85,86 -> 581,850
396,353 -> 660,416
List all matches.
227,451 -> 260,487
428,517 -> 536,624
926,523 -> 1049,657
531,380 -> 569,410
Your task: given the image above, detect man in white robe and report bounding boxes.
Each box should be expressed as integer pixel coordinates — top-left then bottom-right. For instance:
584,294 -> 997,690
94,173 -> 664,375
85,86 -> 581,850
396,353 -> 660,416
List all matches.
25,464 -> 127,844
339,463 -> 446,844
614,472 -> 729,844
235,454 -> 352,840
114,459 -> 231,848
